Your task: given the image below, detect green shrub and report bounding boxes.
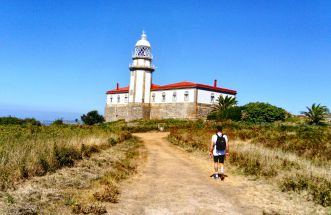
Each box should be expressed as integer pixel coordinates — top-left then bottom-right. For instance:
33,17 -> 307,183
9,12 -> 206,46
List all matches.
81,144 -> 100,157
206,111 -> 219,120
51,118 -> 64,125
54,144 -> 82,167
81,110 -> 105,125
207,107 -> 242,121
280,174 -> 331,207
38,156 -> 51,175
0,116 -> 22,125
0,117 -> 41,126
241,102 -> 287,123
23,118 -> 42,126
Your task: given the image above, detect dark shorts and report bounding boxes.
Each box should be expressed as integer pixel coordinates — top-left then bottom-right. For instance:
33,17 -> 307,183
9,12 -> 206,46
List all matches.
213,155 -> 225,163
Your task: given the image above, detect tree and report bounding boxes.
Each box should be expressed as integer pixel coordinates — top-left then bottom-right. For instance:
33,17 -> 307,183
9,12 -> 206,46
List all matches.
301,103 -> 330,125
241,102 -> 287,123
213,95 -> 238,111
51,118 -> 64,125
81,110 -> 105,125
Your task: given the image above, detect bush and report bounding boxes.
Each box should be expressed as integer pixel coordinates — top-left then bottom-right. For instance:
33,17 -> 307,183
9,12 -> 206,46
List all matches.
0,117 -> 41,126
241,102 -> 287,123
51,118 -> 64,125
54,144 -> 82,167
22,118 -> 42,126
280,174 -> 331,207
207,107 -> 242,121
81,111 -> 105,125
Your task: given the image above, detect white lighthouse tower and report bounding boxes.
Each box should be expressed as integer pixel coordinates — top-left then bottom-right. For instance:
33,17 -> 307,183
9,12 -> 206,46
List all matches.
128,31 -> 155,103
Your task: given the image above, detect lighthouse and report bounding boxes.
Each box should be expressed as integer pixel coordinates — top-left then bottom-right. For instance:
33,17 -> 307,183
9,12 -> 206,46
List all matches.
105,32 -> 237,122
128,31 -> 155,104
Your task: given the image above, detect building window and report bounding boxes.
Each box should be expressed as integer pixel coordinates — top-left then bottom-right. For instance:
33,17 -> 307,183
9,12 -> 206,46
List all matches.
162,92 -> 166,102
125,94 -> 128,103
211,93 -> 215,103
172,91 -> 177,102
110,96 -> 113,103
152,93 -> 155,102
184,91 -> 189,101
117,95 -> 120,103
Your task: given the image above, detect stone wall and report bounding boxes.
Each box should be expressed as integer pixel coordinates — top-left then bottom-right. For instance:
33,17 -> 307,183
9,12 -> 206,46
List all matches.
105,105 -> 128,122
150,103 -> 197,120
104,104 -> 151,122
105,102 -> 214,122
196,103 -> 214,118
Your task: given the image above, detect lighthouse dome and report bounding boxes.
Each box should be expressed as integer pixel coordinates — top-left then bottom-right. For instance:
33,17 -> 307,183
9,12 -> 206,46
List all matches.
135,31 -> 151,47
132,31 -> 153,59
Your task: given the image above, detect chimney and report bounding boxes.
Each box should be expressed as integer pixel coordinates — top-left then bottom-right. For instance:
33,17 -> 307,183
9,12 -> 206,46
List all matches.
214,79 -> 217,88
116,83 -> 119,90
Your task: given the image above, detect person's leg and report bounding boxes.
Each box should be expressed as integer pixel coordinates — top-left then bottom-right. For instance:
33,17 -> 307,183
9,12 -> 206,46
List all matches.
219,163 -> 224,174
213,156 -> 219,178
219,155 -> 225,174
214,162 -> 218,174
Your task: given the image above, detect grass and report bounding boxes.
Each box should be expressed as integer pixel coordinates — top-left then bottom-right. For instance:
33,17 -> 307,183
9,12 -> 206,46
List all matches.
1,119 -> 330,209
71,137 -> 144,214
0,124 -> 131,190
91,137 -> 142,202
168,121 -> 331,164
168,123 -> 331,207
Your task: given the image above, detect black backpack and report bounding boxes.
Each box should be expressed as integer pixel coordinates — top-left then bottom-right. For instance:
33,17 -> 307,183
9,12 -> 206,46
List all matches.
215,134 -> 226,151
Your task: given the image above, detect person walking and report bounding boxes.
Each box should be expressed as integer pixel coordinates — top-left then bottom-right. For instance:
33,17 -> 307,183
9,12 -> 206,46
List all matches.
209,126 -> 229,180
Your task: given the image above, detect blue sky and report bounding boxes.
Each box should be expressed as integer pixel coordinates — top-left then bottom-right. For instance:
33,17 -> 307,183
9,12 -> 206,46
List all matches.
0,0 -> 330,120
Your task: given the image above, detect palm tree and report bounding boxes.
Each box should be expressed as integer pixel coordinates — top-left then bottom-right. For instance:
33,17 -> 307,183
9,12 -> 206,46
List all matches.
213,95 -> 238,111
301,103 -> 330,125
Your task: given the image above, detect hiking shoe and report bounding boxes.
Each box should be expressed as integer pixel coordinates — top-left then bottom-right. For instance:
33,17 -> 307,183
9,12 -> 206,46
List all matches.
213,174 -> 219,180
220,173 -> 225,181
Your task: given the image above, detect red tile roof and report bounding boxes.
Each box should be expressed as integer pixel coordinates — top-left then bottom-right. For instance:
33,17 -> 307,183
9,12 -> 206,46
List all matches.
107,81 -> 237,95
106,86 -> 129,94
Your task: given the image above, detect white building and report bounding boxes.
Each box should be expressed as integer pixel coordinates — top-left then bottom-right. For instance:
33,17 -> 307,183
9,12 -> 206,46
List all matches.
105,32 -> 237,121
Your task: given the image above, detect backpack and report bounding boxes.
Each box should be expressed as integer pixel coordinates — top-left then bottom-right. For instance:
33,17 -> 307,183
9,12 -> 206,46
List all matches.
215,134 -> 226,151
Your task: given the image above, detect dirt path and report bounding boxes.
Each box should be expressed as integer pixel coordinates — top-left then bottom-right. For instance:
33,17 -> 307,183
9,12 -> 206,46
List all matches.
110,132 -> 326,215
109,133 -> 258,214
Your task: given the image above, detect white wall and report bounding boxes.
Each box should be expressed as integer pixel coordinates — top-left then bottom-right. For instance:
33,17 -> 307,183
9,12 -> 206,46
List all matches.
106,93 -> 129,105
150,88 -> 195,103
129,71 -> 135,103
144,72 -> 152,103
129,58 -> 153,103
197,89 -> 235,104
133,70 -> 144,103
134,59 -> 150,67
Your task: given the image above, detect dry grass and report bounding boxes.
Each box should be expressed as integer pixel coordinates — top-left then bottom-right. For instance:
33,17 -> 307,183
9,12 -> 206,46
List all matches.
0,125 -> 131,190
70,137 -> 144,214
168,127 -> 331,208
230,141 -> 331,207
0,135 -> 145,215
